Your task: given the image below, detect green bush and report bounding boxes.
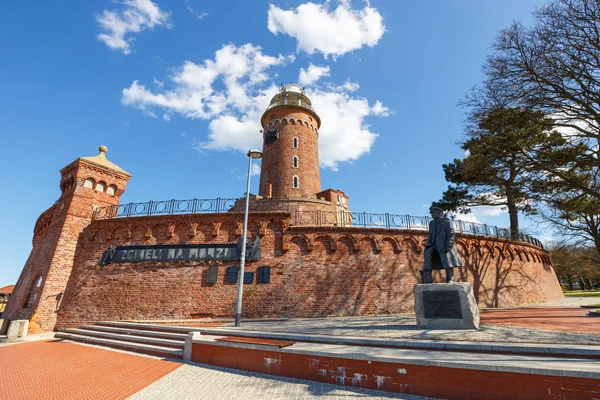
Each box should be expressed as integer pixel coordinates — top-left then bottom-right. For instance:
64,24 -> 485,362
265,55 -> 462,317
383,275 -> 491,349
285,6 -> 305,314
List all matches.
560,285 -> 568,293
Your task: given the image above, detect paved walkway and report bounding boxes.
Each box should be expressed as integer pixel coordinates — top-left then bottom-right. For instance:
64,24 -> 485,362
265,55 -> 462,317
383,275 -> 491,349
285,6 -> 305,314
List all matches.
0,340 -> 180,400
0,340 -> 432,399
223,304 -> 600,345
130,362 -> 431,400
480,306 -> 599,334
541,295 -> 600,307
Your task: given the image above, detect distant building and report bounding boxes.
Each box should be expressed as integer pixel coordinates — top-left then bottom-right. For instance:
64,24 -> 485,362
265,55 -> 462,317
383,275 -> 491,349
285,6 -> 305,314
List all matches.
0,285 -> 15,314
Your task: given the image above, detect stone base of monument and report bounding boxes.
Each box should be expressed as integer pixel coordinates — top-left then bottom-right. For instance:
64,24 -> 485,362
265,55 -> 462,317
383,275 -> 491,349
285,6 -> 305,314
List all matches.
414,282 -> 480,330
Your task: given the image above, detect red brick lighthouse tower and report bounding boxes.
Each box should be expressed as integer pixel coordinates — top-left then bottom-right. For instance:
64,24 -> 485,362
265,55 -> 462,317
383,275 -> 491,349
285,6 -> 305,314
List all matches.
259,84 -> 322,199
241,83 -> 349,217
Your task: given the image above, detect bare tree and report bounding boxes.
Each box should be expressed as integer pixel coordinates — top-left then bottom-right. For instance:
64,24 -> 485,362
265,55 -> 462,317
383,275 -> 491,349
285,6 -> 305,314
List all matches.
549,242 -> 600,290
465,0 -> 600,199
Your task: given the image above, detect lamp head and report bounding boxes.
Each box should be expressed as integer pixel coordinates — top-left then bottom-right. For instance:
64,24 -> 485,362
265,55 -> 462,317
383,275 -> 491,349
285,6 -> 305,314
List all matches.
248,149 -> 263,159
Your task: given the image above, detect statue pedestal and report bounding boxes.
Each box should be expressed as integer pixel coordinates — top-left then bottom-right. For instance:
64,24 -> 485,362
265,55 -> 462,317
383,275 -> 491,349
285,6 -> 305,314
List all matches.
414,282 -> 480,330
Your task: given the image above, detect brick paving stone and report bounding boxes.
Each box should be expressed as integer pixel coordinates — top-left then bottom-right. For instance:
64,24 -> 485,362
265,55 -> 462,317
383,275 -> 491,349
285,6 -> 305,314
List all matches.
479,306 -> 600,334
0,340 -> 180,400
129,362 -> 435,400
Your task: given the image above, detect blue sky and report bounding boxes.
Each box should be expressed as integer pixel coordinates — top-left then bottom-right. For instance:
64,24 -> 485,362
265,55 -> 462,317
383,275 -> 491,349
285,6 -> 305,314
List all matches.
0,0 -> 548,287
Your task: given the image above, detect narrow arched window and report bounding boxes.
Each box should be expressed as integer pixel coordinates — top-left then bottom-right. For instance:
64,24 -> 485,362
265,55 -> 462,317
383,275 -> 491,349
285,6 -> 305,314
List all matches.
293,176 -> 299,188
106,185 -> 117,195
95,182 -> 106,192
292,137 -> 298,148
84,178 -> 95,189
293,156 -> 299,168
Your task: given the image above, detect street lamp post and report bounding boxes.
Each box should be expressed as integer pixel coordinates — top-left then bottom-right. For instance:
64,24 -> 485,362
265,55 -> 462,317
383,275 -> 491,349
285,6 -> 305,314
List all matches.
235,149 -> 263,327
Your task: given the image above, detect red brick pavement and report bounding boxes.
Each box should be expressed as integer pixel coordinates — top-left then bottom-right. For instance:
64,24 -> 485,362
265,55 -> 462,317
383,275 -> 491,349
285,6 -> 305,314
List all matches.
0,340 -> 180,400
480,306 -> 600,334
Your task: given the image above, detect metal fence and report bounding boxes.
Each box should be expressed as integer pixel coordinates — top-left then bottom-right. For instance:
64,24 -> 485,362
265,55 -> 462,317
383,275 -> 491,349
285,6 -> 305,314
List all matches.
93,198 -> 239,220
293,210 -> 544,248
92,198 -> 544,248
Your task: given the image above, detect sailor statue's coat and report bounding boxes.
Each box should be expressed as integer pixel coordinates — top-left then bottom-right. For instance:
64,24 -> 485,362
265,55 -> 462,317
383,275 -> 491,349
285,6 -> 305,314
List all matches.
423,217 -> 463,270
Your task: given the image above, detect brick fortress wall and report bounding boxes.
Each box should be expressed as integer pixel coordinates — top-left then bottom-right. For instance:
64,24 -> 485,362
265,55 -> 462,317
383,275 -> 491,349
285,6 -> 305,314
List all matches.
55,212 -> 563,330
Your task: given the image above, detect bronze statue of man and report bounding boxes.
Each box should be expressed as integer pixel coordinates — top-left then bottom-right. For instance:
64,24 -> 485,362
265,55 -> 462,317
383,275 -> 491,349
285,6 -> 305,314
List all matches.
421,206 -> 463,283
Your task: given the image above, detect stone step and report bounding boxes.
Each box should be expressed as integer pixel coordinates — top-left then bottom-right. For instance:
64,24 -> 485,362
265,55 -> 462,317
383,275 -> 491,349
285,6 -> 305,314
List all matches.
55,332 -> 183,359
90,321 -> 600,359
79,325 -> 189,341
94,321 -> 196,335
189,327 -> 600,359
64,328 -> 185,349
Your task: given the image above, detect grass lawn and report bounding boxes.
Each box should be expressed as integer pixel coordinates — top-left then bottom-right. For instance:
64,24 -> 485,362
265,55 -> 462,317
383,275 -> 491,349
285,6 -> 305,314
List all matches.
564,290 -> 600,297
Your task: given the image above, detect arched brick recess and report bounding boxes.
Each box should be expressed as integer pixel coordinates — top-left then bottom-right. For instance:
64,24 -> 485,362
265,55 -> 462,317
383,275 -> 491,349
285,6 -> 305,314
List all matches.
130,226 -> 147,243
151,224 -> 170,243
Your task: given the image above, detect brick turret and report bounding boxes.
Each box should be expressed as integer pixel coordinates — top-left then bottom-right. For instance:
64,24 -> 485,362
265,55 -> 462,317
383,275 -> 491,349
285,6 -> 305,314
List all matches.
259,84 -> 321,199
3,146 -> 130,332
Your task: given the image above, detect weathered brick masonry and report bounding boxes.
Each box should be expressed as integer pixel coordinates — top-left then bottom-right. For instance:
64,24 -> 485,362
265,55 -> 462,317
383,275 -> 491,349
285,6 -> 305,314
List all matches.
54,212 -> 562,330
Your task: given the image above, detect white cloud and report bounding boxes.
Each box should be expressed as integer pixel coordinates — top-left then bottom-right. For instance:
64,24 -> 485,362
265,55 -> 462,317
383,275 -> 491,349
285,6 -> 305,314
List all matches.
251,163 -> 261,176
122,44 -> 291,121
186,6 -> 208,19
298,64 -> 330,86
341,79 -> 360,92
371,100 -> 391,116
450,206 -> 505,224
200,109 -> 266,153
267,1 -> 385,59
307,88 -> 381,170
122,43 -> 389,170
96,0 -> 171,55
326,79 -> 360,92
